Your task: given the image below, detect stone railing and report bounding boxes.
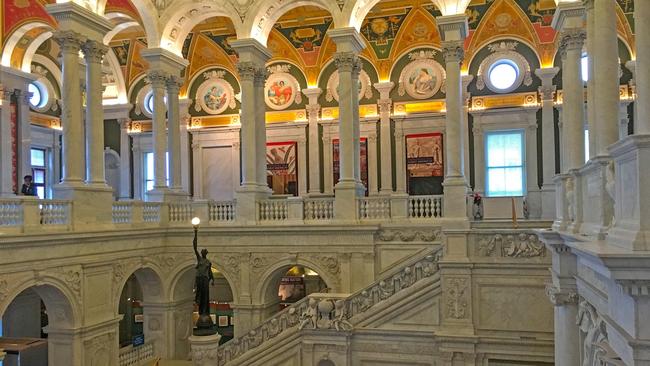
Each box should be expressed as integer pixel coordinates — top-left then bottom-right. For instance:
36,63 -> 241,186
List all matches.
142,202 -> 163,223
358,197 -> 391,220
304,197 -> 335,221
169,201 -> 193,223
408,195 -> 443,219
39,200 -> 71,226
214,247 -> 443,365
209,200 -> 236,222
0,198 -> 23,226
118,342 -> 155,366
257,199 -> 289,221
112,201 -> 133,224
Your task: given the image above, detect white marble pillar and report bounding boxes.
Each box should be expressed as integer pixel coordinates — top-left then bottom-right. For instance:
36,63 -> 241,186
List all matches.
254,69 -> 268,189
471,118 -> 485,194
179,100 -> 192,194
82,40 -> 109,186
118,118 -> 131,200
322,135 -> 334,195
0,91 -> 14,195
558,29 -> 586,171
297,138 -> 308,196
148,70 -> 169,193
374,81 -> 394,194
584,0 -> 598,158
634,0 -> 650,134
394,121 -> 407,194
461,75 -> 473,182
593,0 -> 620,154
236,63 -> 258,189
535,67 -> 560,219
438,15 -> 469,222
329,28 -> 366,220
166,76 -> 183,192
53,30 -> 86,186
367,132 -> 379,195
303,88 -> 322,195
16,89 -> 33,185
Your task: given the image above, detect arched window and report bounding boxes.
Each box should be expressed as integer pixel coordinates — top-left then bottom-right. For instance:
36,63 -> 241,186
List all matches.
488,59 -> 519,92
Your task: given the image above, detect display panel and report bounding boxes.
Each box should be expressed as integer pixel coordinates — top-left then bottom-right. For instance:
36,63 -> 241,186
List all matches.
266,141 -> 298,196
406,133 -> 444,195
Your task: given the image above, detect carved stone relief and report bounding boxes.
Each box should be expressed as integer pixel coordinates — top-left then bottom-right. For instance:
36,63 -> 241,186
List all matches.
444,278 -> 469,319
376,228 -> 441,242
474,233 -> 546,258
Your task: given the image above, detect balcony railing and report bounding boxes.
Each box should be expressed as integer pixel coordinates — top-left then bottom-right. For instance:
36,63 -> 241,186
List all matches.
118,342 -> 155,366
2,193 -> 446,234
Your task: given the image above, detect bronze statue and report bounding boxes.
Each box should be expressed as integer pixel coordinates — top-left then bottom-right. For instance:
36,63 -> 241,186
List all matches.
193,221 -> 216,335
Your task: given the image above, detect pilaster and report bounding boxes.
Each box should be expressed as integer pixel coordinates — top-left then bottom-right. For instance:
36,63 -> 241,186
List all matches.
374,81 -> 395,195
535,67 -> 559,219
303,87 -> 322,195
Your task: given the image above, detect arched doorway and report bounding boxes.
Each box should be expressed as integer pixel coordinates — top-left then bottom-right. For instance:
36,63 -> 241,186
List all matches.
169,264 -> 235,359
1,284 -> 76,366
115,268 -> 164,357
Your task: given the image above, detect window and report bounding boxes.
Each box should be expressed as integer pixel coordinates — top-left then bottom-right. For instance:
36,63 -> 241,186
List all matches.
143,91 -> 166,116
31,148 -> 46,199
488,59 -> 519,92
28,82 -> 48,109
584,129 -> 590,162
581,54 -> 589,82
485,131 -> 525,197
144,152 -> 169,192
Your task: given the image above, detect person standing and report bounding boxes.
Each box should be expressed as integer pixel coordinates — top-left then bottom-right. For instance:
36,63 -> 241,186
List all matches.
21,175 -> 36,196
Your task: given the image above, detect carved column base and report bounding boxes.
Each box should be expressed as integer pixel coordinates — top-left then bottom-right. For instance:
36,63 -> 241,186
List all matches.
189,334 -> 221,366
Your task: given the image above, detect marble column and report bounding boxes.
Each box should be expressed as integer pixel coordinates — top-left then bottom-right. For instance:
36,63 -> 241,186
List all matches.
303,88 -> 322,195
367,132 -> 379,195
0,90 -> 14,195
329,28 -> 366,220
461,75 -> 473,183
634,0 -> 650,134
166,75 -> 183,192
148,70 -> 169,193
374,81 -> 394,194
535,67 -> 560,219
179,99 -> 192,194
394,121 -> 407,194
16,89 -> 33,186
297,138 -> 308,197
118,118 -> 131,200
82,40 -> 109,186
471,118 -> 484,194
53,30 -> 86,186
438,14 -> 469,222
593,0 -> 620,154
584,0 -> 598,158
558,29 -> 586,171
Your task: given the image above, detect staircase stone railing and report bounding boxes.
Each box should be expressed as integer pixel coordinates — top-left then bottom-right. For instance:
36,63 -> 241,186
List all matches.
118,342 -> 155,366
215,247 -> 443,365
408,195 -> 443,219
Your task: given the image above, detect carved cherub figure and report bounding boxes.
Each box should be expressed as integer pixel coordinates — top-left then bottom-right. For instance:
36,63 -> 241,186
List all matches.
298,298 -> 318,330
332,300 -> 353,331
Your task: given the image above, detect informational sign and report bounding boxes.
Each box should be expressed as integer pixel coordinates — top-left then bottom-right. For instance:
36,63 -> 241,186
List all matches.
266,141 -> 298,196
132,334 -> 145,347
332,138 -> 368,193
406,133 -> 444,195
278,276 -> 306,303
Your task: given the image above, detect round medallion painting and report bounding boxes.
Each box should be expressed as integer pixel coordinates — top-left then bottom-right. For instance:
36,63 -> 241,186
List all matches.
325,69 -> 373,102
196,78 -> 235,115
265,73 -> 301,110
398,59 -> 445,100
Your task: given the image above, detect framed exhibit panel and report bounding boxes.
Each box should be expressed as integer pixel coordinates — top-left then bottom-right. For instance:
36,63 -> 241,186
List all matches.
405,133 -> 444,195
266,141 -> 298,196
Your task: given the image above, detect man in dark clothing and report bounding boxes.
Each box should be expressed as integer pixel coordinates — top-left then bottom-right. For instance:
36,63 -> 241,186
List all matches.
21,175 -> 36,196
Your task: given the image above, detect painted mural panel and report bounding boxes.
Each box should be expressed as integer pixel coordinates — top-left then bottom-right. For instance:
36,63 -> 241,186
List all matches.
406,133 -> 444,195
266,141 -> 298,196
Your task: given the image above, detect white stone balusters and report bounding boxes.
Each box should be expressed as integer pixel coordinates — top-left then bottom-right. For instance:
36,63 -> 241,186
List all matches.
303,88 -> 322,195
328,28 -> 366,220
374,81 -> 394,194
535,67 -> 559,219
438,15 -> 469,222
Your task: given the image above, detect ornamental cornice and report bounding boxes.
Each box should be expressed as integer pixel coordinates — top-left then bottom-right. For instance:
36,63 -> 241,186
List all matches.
441,41 -> 464,64
617,280 -> 650,298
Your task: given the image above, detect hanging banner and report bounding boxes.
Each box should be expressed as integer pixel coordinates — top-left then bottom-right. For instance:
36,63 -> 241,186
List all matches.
266,141 -> 298,196
406,133 -> 444,195
11,99 -> 18,193
332,138 -> 368,192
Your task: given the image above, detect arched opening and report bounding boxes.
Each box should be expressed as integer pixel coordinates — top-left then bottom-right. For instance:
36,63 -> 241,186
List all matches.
170,264 -> 235,359
260,264 -> 329,320
0,284 -> 76,366
116,268 -> 164,356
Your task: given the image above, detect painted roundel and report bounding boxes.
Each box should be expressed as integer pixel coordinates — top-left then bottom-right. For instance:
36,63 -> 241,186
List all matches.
325,69 -> 373,102
195,76 -> 236,115
265,72 -> 302,111
398,59 -> 445,100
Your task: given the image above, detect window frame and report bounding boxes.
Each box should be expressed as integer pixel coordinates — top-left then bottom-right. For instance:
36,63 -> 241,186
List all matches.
484,129 -> 526,197
486,58 -> 522,94
143,151 -> 169,194
30,147 -> 47,199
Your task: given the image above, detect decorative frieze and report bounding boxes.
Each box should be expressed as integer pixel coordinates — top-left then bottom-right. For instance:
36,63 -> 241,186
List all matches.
376,229 -> 441,242
474,233 -> 546,258
444,278 -> 469,319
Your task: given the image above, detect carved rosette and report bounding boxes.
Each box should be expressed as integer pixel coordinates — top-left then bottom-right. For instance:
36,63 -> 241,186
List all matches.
81,40 -> 108,64
441,41 -> 465,64
53,30 -> 86,54
559,29 -> 586,59
545,284 -> 578,306
334,52 -> 362,77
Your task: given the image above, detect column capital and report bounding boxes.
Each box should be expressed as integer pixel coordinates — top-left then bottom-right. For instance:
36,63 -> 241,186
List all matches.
436,14 -> 469,41
377,99 -> 392,115
2,89 -> 12,101
146,70 -> 168,88
237,61 -> 265,82
441,40 -> 465,64
558,28 -> 586,58
118,118 -> 131,130
81,40 -> 108,64
334,52 -> 362,75
373,81 -> 394,99
545,284 -> 579,306
52,30 -> 86,53
165,75 -> 184,93
253,67 -> 268,87
306,103 -> 321,116
538,85 -> 557,101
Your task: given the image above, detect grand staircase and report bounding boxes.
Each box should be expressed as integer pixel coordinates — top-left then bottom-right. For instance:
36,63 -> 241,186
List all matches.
213,246 -> 443,365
